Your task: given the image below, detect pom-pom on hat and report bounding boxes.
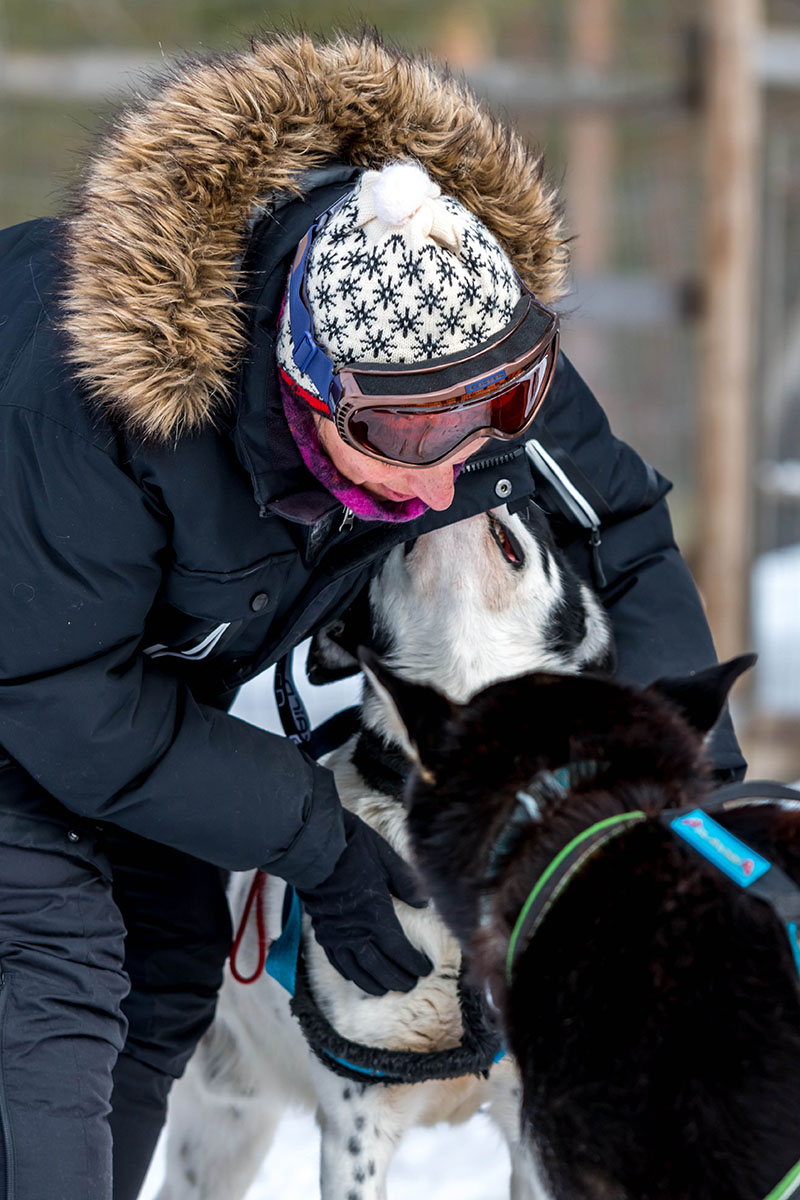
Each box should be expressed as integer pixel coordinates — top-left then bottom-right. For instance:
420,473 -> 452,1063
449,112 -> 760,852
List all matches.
277,160 -> 521,405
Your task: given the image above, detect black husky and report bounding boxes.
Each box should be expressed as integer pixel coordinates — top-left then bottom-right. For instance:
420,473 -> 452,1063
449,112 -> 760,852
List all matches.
367,652 -> 800,1200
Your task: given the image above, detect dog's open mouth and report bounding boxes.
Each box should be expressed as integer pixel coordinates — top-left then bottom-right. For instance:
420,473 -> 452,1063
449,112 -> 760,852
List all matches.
488,513 -> 525,569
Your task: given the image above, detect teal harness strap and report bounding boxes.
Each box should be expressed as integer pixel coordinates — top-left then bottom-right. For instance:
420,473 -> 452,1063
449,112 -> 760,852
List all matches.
265,893 -> 505,1087
664,805 -> 800,990
502,777 -> 800,992
265,885 -> 303,996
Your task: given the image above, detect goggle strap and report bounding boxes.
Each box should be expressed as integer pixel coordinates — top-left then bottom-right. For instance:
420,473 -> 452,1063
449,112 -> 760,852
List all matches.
288,193 -> 352,416
288,235 -> 336,415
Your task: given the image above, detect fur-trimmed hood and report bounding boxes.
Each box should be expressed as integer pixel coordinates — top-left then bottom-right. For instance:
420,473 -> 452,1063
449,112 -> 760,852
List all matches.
61,32 -> 566,442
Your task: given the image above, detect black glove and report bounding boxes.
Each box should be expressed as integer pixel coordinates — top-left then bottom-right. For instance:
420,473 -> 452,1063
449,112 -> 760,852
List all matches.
297,809 -> 433,996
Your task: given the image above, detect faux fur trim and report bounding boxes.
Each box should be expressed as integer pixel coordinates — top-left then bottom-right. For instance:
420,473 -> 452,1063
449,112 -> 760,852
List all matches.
61,31 -> 567,442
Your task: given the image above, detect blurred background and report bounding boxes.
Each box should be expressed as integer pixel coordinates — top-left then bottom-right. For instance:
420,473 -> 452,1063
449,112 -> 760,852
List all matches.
1,0 -> 798,776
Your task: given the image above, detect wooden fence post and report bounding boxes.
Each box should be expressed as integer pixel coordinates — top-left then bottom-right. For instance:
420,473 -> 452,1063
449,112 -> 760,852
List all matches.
565,0 -> 617,422
697,0 -> 762,659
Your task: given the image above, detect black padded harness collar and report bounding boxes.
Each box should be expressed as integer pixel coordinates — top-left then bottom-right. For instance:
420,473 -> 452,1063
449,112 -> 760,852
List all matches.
289,946 -> 503,1087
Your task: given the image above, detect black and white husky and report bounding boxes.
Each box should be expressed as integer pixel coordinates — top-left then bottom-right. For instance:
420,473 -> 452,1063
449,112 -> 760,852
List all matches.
157,503 -> 612,1200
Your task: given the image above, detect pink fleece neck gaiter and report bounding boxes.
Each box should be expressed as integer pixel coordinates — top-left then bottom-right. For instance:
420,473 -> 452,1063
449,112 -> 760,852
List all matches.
279,368 -> 431,524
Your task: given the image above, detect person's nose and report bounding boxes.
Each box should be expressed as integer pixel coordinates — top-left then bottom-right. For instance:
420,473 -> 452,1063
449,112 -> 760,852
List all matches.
404,462 -> 457,510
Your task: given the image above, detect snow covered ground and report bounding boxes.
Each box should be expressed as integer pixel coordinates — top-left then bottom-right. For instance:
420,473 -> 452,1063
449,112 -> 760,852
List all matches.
140,1109 -> 511,1199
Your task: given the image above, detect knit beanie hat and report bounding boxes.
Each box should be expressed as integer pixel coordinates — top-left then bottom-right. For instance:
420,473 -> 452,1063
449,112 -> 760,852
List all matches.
277,161 -> 522,407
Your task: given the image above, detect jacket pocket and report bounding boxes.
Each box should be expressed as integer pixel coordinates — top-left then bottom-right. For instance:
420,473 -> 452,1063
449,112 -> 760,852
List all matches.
0,800 -> 115,884
143,550 -> 297,663
144,620 -> 239,662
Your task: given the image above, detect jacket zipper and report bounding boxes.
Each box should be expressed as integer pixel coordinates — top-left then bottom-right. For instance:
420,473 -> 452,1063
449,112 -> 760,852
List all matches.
525,438 -> 607,587
338,507 -> 355,533
462,448 -> 522,473
0,973 -> 14,1198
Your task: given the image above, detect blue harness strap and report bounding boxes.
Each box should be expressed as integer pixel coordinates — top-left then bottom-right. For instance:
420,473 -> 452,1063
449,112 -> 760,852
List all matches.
497,775 -> 800,1200
664,788 -> 800,1200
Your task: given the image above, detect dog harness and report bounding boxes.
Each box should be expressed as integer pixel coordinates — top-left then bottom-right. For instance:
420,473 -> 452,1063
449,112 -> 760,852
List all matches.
263,890 -> 504,1086
501,775 -> 800,988
496,771 -> 800,1200
229,651 -> 505,1087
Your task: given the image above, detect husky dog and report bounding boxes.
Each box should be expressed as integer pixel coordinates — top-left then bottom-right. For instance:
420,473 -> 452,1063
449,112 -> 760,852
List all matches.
373,651 -> 800,1199
157,503 -> 612,1200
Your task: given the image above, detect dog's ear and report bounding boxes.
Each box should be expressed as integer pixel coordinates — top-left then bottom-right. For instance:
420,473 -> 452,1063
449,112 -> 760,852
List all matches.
358,647 -> 454,776
648,653 -> 756,735
306,623 -> 361,685
306,586 -> 373,685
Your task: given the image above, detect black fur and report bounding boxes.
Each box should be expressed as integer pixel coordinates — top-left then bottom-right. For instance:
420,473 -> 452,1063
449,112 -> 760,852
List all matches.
381,657 -> 800,1199
350,727 -> 409,805
520,501 -> 615,673
544,569 -> 588,658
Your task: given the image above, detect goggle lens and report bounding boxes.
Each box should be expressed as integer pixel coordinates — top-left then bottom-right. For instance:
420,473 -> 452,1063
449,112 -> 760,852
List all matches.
345,354 -> 552,466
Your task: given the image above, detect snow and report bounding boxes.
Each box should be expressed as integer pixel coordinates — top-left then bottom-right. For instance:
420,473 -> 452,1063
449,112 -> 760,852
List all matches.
227,638 -> 363,732
139,640 -> 512,1198
140,1109 -> 511,1199
752,543 -> 800,715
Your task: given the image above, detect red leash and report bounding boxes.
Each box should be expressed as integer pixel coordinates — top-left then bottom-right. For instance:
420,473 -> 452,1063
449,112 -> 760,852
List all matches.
229,870 -> 268,984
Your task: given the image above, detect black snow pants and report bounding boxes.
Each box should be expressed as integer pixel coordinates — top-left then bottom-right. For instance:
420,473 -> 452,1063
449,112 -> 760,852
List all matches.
0,761 -> 232,1200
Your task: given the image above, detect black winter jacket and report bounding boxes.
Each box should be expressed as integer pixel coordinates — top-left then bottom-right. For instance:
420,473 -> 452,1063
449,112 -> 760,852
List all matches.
0,36 -> 745,889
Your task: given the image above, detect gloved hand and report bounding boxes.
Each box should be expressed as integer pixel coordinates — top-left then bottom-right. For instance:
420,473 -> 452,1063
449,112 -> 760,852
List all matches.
297,809 -> 433,996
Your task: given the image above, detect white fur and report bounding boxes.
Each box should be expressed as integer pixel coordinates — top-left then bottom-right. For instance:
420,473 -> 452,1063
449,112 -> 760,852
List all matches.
158,506 -> 608,1200
362,506 -> 609,744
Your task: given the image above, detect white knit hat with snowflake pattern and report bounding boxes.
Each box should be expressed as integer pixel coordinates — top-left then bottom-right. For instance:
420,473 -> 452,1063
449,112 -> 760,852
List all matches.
277,161 -> 521,402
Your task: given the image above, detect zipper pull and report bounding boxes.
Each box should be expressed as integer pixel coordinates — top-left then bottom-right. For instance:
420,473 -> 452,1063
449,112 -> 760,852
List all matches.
339,507 -> 355,533
588,526 -> 607,589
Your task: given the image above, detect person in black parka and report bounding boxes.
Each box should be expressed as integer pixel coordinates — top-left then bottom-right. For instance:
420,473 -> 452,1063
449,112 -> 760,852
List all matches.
0,31 -> 745,1200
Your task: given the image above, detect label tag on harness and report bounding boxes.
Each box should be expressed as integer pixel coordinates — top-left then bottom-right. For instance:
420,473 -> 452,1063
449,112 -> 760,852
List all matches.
669,810 -> 771,889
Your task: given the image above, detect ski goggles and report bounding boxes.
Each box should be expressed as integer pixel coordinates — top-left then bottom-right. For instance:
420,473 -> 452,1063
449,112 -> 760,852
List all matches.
288,201 -> 560,467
